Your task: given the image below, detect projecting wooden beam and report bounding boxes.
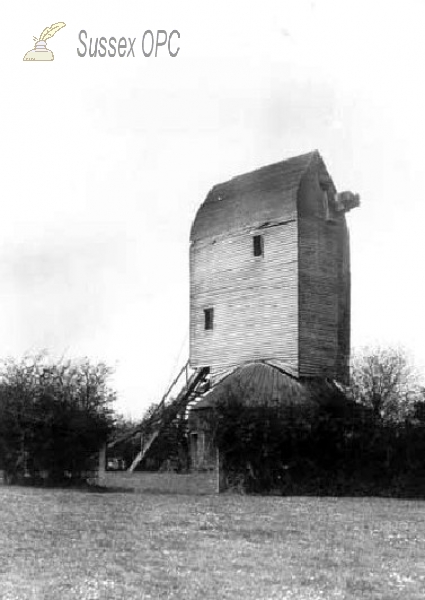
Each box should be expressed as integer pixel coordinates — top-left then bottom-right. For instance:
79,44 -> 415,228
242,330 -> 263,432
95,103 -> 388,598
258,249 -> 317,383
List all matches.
128,430 -> 160,472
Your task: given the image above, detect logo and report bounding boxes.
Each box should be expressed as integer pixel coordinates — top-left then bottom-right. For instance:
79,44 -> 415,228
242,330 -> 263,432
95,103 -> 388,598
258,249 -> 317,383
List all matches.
23,22 -> 66,61
76,30 -> 180,58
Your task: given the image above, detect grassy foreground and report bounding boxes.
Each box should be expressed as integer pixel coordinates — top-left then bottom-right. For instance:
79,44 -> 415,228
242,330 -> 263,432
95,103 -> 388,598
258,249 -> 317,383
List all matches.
0,487 -> 424,599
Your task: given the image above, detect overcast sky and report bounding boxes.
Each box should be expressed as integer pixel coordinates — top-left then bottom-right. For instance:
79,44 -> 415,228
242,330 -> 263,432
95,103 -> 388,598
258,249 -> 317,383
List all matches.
1,0 -> 424,417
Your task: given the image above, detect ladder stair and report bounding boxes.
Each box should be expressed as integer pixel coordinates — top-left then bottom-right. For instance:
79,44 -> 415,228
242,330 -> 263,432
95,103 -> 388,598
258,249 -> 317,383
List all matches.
127,365 -> 209,471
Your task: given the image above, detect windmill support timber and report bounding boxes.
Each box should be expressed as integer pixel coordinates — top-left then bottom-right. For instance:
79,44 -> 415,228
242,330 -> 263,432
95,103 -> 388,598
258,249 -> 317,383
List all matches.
107,362 -> 210,472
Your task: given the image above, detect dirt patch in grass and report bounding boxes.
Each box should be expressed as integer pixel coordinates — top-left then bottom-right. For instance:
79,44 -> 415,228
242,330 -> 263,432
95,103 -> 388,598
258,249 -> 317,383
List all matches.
0,487 -> 424,599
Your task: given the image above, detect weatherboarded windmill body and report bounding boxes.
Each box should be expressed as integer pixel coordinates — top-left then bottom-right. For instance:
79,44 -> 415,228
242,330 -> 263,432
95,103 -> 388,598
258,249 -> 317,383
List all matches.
110,150 -> 359,474
190,150 -> 358,384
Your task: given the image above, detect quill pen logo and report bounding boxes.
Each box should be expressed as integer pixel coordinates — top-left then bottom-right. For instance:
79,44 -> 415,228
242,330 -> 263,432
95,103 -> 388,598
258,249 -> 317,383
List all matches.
23,22 -> 66,61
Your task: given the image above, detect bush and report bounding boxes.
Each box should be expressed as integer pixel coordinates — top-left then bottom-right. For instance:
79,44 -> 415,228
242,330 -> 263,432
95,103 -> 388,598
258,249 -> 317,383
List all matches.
209,392 -> 425,496
0,352 -> 115,484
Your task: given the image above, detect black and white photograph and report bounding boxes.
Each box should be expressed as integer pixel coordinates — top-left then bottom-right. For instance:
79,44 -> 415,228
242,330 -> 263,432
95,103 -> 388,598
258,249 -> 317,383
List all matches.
1,1 -> 425,598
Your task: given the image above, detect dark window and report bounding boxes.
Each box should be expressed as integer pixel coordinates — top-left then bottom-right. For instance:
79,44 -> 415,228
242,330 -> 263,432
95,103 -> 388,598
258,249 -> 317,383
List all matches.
253,235 -> 264,257
204,308 -> 214,330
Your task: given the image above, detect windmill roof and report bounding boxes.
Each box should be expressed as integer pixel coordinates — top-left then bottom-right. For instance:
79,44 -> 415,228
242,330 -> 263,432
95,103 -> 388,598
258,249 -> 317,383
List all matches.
190,150 -> 333,242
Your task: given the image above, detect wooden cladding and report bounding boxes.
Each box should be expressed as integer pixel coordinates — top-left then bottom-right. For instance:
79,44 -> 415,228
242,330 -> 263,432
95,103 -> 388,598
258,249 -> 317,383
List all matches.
298,179 -> 351,382
190,221 -> 298,372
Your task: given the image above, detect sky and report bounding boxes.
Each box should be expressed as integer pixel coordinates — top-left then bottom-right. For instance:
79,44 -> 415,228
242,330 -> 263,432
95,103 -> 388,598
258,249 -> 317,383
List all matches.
1,0 -> 424,417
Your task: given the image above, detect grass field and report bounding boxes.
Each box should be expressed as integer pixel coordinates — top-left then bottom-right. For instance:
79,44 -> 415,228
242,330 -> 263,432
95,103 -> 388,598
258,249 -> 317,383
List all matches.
0,486 -> 424,599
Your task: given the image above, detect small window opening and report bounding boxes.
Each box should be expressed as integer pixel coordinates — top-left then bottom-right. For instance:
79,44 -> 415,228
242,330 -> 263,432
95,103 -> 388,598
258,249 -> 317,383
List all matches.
253,235 -> 264,257
321,188 -> 330,220
204,308 -> 214,330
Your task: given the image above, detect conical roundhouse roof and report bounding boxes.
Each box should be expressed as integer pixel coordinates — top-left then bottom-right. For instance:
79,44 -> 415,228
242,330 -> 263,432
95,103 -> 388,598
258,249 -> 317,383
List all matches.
192,362 -> 349,414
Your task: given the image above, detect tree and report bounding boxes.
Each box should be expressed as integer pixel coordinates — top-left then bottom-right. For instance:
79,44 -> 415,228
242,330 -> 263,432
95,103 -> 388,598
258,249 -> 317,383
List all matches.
0,352 -> 116,483
350,346 -> 421,423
